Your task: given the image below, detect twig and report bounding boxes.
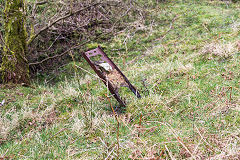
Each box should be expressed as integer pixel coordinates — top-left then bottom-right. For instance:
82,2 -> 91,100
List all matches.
105,146 -> 116,160
1,149 -> 9,159
165,145 -> 176,160
29,40 -> 90,65
192,125 -> 204,156
194,125 -> 221,153
48,128 -> 67,141
38,34 -> 61,52
69,136 -> 80,145
36,0 -> 48,5
74,64 -> 107,83
29,27 -> 114,66
202,22 -> 210,32
157,14 -> 179,42
99,137 -> 108,149
27,2 -> 102,45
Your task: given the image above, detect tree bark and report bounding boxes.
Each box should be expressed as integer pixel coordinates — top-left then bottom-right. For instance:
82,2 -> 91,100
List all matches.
1,0 -> 30,84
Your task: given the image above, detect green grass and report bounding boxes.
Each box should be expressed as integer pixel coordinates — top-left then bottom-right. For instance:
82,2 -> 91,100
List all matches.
1,0 -> 240,159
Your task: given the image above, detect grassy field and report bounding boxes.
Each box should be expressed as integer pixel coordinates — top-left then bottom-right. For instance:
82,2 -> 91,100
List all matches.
0,0 -> 240,159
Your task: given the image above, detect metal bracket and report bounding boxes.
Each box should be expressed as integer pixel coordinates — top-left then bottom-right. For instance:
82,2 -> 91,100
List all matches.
82,46 -> 141,107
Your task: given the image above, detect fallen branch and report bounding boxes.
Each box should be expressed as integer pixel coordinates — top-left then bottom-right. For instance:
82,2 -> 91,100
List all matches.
29,40 -> 90,66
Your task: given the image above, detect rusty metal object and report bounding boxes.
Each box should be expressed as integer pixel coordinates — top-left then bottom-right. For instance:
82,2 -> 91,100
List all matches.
82,46 -> 141,107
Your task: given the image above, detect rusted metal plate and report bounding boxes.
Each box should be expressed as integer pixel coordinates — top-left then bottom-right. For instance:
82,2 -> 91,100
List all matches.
82,46 -> 141,107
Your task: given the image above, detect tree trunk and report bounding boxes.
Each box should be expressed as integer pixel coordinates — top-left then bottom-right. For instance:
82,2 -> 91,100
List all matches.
1,0 -> 30,84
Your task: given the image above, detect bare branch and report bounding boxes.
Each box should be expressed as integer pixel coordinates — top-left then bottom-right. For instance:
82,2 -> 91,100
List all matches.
36,1 -> 48,5
27,2 -> 102,45
29,41 -> 89,66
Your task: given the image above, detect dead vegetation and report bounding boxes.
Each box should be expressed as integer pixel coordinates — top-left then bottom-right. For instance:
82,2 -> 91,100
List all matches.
201,42 -> 238,59
106,69 -> 128,91
26,0 -> 145,74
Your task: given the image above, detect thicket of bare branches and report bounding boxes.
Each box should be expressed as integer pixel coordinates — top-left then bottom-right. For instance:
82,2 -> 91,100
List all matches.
0,0 -> 160,77
25,0 -> 144,73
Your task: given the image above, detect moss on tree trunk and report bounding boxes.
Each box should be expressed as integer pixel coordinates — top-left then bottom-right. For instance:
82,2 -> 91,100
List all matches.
1,0 -> 29,84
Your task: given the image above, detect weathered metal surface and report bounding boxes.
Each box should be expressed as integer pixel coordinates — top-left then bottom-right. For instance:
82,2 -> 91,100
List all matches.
82,46 -> 141,107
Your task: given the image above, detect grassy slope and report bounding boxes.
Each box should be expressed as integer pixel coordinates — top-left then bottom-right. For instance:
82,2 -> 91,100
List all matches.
0,1 -> 240,159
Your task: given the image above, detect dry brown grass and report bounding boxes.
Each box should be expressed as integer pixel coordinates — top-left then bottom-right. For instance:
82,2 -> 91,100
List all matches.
201,42 -> 237,59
